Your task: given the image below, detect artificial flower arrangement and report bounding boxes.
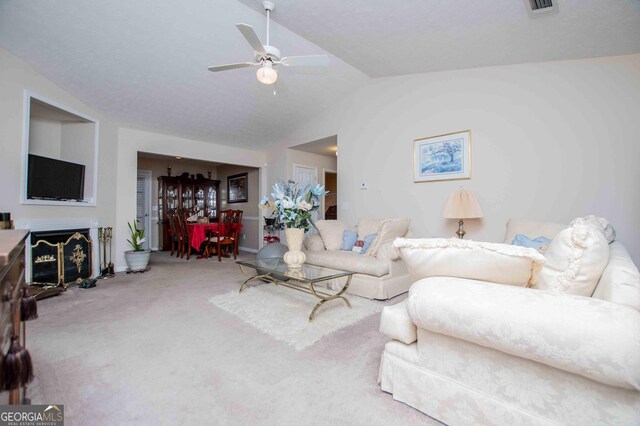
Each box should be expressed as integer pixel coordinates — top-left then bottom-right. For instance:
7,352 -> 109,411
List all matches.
259,180 -> 328,231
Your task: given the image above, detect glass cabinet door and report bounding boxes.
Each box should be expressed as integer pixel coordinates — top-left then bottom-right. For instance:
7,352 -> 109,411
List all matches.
182,184 -> 193,211
167,184 -> 178,211
158,184 -> 163,219
206,186 -> 217,219
194,186 -> 205,217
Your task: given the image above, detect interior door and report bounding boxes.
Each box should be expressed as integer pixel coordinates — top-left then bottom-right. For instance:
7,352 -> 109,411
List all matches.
136,170 -> 152,250
293,164 -> 319,233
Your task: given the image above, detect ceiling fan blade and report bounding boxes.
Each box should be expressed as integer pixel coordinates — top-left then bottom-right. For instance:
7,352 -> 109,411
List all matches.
235,23 -> 266,53
207,62 -> 257,73
279,55 -> 330,67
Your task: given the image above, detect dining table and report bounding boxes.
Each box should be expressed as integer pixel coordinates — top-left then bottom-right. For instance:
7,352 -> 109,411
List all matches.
187,223 -> 218,252
187,222 -> 242,253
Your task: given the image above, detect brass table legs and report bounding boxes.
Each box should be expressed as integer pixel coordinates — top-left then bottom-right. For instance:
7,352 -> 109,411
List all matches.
307,277 -> 352,321
238,265 -> 353,321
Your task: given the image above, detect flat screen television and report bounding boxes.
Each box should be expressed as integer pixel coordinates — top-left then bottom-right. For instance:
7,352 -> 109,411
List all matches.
27,154 -> 85,201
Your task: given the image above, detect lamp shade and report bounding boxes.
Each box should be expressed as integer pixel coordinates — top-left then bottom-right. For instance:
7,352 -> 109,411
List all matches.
442,188 -> 484,219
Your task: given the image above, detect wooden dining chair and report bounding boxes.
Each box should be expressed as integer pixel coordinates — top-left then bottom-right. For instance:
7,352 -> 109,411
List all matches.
173,211 -> 185,258
176,210 -> 193,260
167,211 -> 180,257
231,209 -> 243,256
205,210 -> 241,261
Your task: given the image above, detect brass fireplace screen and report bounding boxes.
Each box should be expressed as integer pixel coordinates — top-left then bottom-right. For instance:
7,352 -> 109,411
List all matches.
31,232 -> 92,287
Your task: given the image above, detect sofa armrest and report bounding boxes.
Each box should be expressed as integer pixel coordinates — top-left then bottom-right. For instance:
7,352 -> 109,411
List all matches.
376,241 -> 408,276
303,234 -> 325,252
380,300 -> 417,344
376,241 -> 409,277
376,241 -> 401,261
407,277 -> 640,391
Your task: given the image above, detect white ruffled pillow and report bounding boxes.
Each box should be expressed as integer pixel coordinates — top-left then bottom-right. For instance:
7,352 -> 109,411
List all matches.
535,219 -> 610,296
570,215 -> 615,244
314,220 -> 347,251
393,238 -> 546,287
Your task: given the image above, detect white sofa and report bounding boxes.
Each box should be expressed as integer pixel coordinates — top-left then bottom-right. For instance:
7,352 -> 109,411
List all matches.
303,218 -> 413,300
378,219 -> 640,425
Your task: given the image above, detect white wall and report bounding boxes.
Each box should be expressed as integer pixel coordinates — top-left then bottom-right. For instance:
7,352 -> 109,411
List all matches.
270,54 -> 640,263
0,48 -> 118,240
29,118 -> 62,158
116,128 -> 266,271
1,48 -> 268,273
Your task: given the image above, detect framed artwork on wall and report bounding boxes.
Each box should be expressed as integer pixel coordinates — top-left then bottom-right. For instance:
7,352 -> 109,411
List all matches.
413,130 -> 471,183
227,173 -> 248,203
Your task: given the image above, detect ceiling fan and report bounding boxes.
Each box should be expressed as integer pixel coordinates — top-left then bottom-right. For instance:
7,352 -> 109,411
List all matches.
208,1 -> 329,85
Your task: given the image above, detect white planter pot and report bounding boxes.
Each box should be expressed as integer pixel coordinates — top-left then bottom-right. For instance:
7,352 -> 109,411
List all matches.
124,250 -> 151,272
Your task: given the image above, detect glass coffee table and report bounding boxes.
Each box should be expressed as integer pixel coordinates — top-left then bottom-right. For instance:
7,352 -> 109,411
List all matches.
236,258 -> 355,321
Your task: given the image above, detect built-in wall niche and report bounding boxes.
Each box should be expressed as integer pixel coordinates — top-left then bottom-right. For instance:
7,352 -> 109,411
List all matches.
21,92 -> 99,206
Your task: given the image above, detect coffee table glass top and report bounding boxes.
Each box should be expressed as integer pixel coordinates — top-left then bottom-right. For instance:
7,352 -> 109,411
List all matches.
236,258 -> 353,283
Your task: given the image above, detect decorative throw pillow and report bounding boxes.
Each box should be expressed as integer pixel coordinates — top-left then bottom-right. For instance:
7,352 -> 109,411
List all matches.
352,240 -> 365,254
362,233 -> 377,254
512,234 -> 552,251
503,218 -> 566,245
535,221 -> 610,297
393,238 -> 546,287
314,220 -> 347,251
570,215 -> 616,244
357,218 -> 385,241
366,218 -> 411,257
304,234 -> 325,251
342,230 -> 358,251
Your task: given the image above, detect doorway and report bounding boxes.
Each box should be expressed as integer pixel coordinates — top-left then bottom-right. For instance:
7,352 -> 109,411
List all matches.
323,170 -> 337,220
136,170 -> 152,250
292,164 -> 319,231
288,135 -> 338,222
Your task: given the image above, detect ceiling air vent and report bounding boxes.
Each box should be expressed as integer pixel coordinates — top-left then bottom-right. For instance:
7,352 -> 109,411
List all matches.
525,0 -> 559,16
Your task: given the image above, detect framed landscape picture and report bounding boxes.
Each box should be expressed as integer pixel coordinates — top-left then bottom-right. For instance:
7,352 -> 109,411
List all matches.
413,130 -> 471,183
227,173 -> 248,203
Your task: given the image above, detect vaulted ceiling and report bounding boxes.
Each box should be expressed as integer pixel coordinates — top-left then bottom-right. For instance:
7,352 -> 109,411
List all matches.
1,0 -> 639,150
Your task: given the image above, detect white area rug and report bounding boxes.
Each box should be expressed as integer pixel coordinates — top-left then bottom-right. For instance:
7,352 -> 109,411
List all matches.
208,284 -> 383,351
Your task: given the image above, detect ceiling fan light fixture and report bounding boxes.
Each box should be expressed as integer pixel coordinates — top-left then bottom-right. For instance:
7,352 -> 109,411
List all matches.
256,61 -> 278,85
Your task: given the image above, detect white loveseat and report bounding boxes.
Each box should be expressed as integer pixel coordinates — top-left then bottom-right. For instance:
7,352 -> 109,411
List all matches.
378,219 -> 640,425
303,218 -> 413,300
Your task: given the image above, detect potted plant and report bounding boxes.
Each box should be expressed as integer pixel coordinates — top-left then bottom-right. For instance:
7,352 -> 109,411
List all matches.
124,221 -> 151,272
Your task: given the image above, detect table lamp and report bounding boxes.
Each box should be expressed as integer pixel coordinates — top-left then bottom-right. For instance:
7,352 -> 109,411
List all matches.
442,188 -> 483,239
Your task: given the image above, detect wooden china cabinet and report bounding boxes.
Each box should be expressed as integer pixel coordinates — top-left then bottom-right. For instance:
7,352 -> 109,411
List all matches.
158,173 -> 220,251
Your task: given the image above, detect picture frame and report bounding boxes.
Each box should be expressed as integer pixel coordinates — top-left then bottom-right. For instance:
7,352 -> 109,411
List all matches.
227,173 -> 248,203
413,130 -> 471,183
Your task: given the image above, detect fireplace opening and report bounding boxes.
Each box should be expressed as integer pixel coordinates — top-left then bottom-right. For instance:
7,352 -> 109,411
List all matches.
31,228 -> 92,285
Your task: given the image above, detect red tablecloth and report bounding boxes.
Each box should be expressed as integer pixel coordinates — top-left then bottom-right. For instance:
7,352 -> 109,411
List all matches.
187,223 -> 242,251
187,223 -> 218,251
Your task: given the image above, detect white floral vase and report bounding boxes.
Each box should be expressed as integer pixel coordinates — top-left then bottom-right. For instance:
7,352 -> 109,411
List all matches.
283,228 -> 306,269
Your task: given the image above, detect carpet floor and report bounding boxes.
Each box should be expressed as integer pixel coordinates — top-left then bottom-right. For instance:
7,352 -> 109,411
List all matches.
26,251 -> 440,425
208,283 -> 383,351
